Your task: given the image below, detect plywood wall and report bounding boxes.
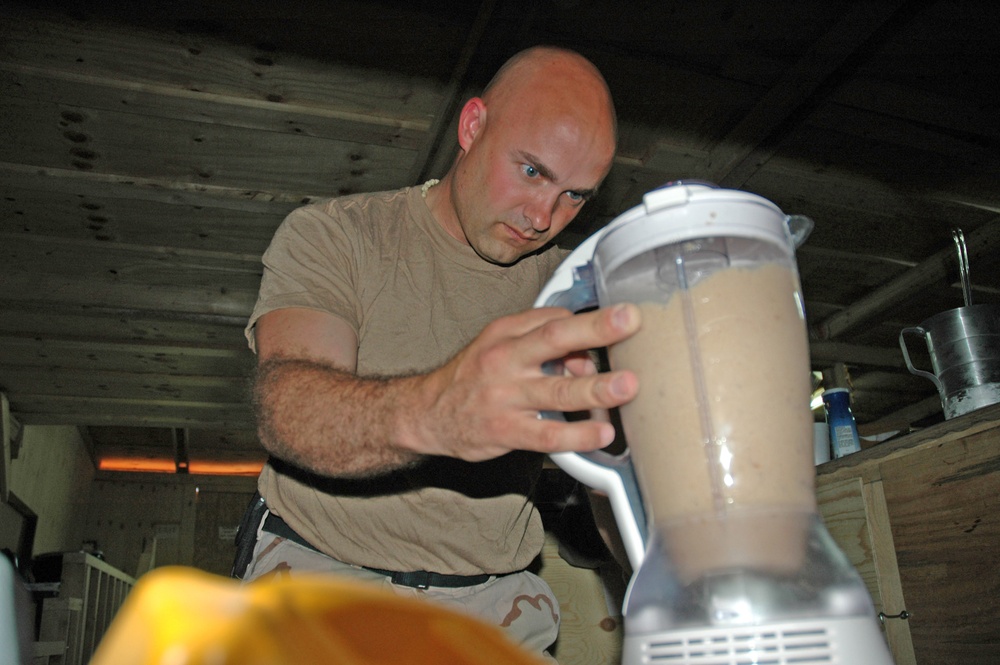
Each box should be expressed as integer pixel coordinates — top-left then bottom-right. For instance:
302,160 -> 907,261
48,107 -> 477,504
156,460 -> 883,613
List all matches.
8,424 -> 95,555
82,473 -> 256,577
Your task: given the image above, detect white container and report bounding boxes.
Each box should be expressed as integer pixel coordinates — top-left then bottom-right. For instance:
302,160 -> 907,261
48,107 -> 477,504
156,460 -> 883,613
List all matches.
813,422 -> 831,465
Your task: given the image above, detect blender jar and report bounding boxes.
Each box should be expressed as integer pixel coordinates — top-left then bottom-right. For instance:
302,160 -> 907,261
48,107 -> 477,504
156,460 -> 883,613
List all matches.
594,184 -> 817,584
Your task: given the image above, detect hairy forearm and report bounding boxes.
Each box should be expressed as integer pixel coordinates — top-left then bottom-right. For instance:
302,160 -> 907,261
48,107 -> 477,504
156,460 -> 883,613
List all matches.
252,357 -> 425,478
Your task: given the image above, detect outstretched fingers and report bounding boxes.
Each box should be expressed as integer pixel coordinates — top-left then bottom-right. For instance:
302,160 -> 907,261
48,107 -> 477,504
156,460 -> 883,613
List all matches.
531,411 -> 618,452
532,366 -> 638,415
518,303 -> 641,367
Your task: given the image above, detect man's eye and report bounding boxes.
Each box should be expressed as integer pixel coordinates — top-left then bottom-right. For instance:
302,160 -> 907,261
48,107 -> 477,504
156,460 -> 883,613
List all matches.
566,191 -> 584,202
522,164 -> 539,178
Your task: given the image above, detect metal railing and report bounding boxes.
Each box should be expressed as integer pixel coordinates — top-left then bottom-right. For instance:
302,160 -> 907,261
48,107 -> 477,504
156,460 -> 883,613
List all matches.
37,553 -> 135,665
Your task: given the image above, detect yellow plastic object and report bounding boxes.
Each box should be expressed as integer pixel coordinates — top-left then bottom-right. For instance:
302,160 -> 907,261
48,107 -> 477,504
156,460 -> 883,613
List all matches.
91,566 -> 547,665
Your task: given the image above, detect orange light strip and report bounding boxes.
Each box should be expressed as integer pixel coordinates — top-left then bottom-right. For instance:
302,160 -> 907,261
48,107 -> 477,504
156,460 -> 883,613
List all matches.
99,458 -> 177,473
189,460 -> 264,476
98,458 -> 264,476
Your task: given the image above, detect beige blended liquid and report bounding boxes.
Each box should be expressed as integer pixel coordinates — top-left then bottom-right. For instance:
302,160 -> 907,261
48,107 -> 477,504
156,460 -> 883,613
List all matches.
610,261 -> 815,581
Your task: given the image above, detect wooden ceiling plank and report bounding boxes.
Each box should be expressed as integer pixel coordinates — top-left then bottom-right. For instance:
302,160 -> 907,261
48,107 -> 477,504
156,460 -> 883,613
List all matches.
744,163 -> 998,263
13,399 -> 254,430
814,221 -> 1000,340
0,302 -> 247,346
0,367 -> 248,403
767,122 -> 1000,207
704,0 -> 910,186
809,95 -> 1000,158
856,395 -> 942,437
10,395 -> 250,412
2,188 -> 280,258
410,0 -> 499,184
1,230 -> 266,267
1,94 -> 416,196
809,341 -> 907,369
831,77 -> 1000,143
2,66 -> 430,150
0,161 -> 314,211
0,336 -> 252,373
0,272 -> 255,320
1,8 -> 444,122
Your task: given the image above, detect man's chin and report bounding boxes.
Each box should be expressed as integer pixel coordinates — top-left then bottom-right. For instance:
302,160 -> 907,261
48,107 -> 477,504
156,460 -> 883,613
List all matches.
471,244 -> 521,266
471,238 -> 549,266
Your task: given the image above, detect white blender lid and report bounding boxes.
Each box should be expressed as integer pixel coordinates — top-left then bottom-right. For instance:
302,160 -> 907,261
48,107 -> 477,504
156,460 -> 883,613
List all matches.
594,181 -> 804,277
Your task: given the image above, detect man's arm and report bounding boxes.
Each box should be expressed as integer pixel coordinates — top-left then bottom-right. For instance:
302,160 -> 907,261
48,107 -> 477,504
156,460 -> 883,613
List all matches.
252,304 -> 641,478
252,307 -> 422,475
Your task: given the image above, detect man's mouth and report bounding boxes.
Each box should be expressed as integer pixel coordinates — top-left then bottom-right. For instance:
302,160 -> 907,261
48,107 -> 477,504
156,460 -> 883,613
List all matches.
503,223 -> 538,243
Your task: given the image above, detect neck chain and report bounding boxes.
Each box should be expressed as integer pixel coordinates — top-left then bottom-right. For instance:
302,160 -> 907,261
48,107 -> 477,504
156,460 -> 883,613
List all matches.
421,178 -> 440,198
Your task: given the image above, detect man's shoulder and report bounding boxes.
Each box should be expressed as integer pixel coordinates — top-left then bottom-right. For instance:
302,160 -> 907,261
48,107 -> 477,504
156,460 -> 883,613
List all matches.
280,187 -> 413,236
317,187 -> 412,217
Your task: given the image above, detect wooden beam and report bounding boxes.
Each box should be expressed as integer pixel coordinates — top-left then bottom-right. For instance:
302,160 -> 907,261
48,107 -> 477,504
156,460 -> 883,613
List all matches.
0,367 -> 249,403
173,428 -> 190,474
814,221 -> 1000,340
703,0 -> 910,187
0,299 -> 248,345
10,394 -> 253,429
0,336 -> 252,375
0,8 -> 443,124
810,341 -> 906,369
412,0 -> 499,184
1,94 -> 414,197
857,396 -> 942,437
0,161 -> 313,210
2,65 -> 430,149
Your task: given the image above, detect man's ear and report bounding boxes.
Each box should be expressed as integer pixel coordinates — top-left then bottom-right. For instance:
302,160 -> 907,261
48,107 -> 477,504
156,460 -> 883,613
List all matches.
457,97 -> 486,151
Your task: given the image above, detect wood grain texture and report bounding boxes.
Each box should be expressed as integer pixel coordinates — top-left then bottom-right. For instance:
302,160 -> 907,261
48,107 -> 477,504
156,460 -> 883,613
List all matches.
816,404 -> 1000,663
538,533 -> 623,665
880,428 -> 1000,663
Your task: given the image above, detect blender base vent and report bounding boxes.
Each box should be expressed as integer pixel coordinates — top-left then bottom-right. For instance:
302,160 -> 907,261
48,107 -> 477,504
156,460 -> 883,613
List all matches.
624,616 -> 892,665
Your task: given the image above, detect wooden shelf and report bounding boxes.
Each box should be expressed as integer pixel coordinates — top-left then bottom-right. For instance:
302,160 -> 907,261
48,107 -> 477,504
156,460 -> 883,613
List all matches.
816,401 -> 1000,664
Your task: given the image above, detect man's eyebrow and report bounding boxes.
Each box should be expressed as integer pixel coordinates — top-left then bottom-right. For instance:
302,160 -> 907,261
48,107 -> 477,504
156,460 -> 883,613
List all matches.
520,151 -> 598,199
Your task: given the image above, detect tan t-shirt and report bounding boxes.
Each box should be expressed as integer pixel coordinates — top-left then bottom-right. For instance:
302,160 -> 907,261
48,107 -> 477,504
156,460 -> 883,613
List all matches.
246,185 -> 568,575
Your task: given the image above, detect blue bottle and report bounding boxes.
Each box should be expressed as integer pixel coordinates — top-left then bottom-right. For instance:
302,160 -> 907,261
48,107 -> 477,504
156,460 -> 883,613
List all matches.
823,388 -> 862,458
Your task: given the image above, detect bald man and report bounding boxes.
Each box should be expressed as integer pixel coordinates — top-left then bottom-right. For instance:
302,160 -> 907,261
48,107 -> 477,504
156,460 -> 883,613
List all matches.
236,46 -> 638,656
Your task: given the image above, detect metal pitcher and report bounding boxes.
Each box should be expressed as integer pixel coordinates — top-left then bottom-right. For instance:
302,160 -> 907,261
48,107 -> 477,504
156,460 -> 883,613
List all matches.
899,304 -> 1000,419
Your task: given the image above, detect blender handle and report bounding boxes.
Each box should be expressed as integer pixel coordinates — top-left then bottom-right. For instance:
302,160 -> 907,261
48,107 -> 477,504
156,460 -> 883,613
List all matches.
539,363 -> 649,570
535,244 -> 649,571
549,450 -> 648,570
899,326 -> 944,392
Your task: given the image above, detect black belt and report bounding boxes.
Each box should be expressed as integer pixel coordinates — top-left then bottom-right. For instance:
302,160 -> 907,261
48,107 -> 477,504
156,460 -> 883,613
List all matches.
262,512 -> 498,589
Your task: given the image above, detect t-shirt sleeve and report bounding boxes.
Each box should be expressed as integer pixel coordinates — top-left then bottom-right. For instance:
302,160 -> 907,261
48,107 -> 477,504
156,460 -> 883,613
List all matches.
244,203 -> 363,353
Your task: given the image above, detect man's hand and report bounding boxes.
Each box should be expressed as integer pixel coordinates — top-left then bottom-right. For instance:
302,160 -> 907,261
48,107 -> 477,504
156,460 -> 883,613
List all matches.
401,304 -> 641,461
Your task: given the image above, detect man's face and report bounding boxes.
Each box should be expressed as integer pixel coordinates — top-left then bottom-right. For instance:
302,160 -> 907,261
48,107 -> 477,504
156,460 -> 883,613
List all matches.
450,99 -> 615,266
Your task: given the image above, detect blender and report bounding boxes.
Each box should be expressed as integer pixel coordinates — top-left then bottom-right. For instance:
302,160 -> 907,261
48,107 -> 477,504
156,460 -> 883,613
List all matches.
536,182 -> 894,664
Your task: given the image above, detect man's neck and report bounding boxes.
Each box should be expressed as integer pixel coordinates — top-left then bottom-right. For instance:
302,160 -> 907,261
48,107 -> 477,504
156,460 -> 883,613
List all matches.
422,176 -> 468,246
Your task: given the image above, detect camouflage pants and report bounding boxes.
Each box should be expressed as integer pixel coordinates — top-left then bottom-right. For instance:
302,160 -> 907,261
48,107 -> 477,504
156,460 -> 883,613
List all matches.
242,511 -> 560,659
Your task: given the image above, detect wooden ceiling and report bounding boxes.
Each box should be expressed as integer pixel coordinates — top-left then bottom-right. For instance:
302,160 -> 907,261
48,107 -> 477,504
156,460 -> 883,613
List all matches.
1,0 -> 998,469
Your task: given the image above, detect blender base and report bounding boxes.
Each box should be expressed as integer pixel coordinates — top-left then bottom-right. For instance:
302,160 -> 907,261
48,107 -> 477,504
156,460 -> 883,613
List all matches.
622,614 -> 894,664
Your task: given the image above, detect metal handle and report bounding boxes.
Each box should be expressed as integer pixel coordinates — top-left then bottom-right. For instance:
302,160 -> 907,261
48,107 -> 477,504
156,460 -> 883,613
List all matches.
953,228 -> 973,306
899,326 -> 943,392
878,609 -> 911,623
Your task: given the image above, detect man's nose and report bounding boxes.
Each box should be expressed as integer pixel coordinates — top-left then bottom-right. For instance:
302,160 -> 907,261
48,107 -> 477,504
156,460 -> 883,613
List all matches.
525,193 -> 557,233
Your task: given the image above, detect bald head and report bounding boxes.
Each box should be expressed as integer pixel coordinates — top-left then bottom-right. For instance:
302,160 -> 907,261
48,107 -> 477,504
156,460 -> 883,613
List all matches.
482,46 -> 618,147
